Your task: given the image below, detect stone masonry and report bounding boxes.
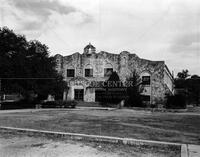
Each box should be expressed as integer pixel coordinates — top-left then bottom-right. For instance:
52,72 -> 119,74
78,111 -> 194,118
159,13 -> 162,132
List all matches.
55,43 -> 174,105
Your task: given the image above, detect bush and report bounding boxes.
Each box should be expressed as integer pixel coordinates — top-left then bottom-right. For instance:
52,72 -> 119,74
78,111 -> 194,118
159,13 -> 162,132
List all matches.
41,101 -> 57,108
125,70 -> 145,107
59,100 -> 77,108
166,94 -> 186,109
0,99 -> 36,110
41,100 -> 77,108
99,101 -> 118,108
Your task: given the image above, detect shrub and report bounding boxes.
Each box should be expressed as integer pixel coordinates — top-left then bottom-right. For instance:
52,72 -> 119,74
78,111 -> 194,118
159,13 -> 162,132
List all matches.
41,100 -> 77,108
101,90 -> 126,105
165,94 -> 186,109
125,71 -> 145,107
41,101 -> 57,108
62,100 -> 77,108
0,99 -> 36,110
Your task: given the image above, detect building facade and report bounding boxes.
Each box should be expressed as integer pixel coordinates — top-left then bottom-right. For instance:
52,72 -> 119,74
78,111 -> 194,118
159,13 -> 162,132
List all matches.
55,43 -> 174,105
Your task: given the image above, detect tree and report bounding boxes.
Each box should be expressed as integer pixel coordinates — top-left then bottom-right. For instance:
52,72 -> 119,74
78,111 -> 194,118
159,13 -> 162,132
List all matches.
107,71 -> 120,82
175,69 -> 200,106
186,75 -> 200,106
175,69 -> 190,94
0,27 -> 67,101
177,69 -> 190,79
126,70 -> 144,107
165,94 -> 186,109
103,71 -> 125,104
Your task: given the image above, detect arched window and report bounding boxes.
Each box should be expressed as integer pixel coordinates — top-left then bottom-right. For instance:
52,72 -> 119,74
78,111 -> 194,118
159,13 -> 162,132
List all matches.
121,57 -> 127,65
140,71 -> 151,85
85,64 -> 93,77
67,65 -> 75,77
104,63 -> 113,77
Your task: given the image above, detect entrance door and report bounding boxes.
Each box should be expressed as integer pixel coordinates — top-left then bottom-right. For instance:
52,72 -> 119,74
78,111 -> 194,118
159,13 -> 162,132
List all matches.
74,89 -> 84,101
95,89 -> 106,102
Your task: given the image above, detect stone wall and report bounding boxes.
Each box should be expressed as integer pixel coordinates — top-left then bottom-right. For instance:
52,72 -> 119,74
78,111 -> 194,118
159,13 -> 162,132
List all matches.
55,47 -> 173,105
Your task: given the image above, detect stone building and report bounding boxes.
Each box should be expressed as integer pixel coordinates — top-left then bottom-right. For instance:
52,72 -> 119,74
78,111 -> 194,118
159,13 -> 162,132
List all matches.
55,43 -> 174,105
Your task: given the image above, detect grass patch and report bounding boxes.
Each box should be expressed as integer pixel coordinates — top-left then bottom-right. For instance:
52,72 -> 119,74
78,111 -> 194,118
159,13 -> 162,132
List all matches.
0,109 -> 199,144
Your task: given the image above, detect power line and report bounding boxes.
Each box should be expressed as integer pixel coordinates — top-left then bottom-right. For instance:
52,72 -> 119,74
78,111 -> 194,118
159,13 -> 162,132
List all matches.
0,78 -> 56,80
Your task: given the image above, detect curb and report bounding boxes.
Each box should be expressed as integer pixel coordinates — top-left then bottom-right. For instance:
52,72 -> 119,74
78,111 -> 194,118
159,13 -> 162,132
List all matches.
181,144 -> 189,157
77,107 -> 115,110
0,126 -> 181,147
0,126 -> 188,156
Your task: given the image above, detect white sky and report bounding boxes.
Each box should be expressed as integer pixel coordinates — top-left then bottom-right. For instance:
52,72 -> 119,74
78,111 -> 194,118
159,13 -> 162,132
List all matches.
1,0 -> 200,75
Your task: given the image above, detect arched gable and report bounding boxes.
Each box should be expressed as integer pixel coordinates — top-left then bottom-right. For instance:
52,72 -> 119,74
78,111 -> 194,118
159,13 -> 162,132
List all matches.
140,71 -> 151,77
84,64 -> 93,69
104,63 -> 113,69
66,65 -> 75,69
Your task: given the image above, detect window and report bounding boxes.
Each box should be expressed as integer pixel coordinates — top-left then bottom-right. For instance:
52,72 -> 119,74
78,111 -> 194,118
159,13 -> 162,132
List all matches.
142,76 -> 150,85
85,69 -> 93,77
67,69 -> 75,77
141,95 -> 150,102
104,68 -> 113,77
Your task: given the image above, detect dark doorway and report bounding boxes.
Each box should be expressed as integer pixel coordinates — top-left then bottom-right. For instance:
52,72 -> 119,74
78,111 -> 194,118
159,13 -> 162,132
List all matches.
95,89 -> 106,102
74,89 -> 84,101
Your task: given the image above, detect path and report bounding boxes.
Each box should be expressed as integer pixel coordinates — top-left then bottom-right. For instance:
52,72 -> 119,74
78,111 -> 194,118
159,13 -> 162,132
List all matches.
188,145 -> 200,157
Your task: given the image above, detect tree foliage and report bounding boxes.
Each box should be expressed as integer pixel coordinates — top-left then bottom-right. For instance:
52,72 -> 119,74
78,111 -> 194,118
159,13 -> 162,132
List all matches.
186,75 -> 200,106
125,70 -> 144,107
103,71 -> 125,104
165,94 -> 186,109
177,69 -> 190,79
107,71 -> 120,82
0,27 -> 67,100
175,69 -> 200,106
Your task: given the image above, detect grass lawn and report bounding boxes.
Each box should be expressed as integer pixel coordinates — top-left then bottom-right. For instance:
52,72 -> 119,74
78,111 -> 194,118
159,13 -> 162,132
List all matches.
0,109 -> 199,145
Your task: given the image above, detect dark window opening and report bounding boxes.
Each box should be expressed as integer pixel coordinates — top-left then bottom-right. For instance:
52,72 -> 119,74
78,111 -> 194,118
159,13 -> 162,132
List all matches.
104,68 -> 113,77
67,69 -> 75,77
142,76 -> 150,85
85,69 -> 93,77
141,95 -> 150,102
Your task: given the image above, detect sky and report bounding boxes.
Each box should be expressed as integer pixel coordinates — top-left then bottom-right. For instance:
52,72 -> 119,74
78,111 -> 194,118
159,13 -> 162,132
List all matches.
0,0 -> 200,76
